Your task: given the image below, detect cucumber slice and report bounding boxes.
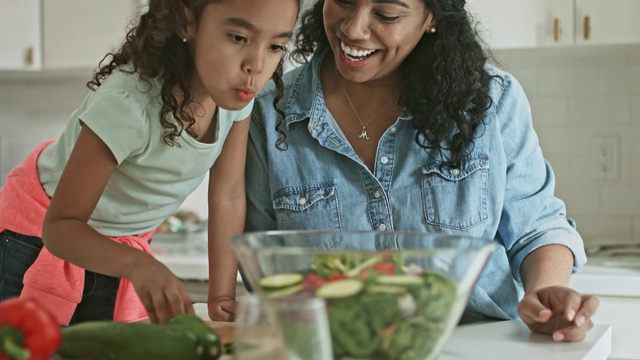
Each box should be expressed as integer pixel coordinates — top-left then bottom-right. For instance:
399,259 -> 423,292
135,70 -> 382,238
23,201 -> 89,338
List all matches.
376,275 -> 423,286
266,284 -> 305,298
367,285 -> 406,294
259,273 -> 304,289
316,279 -> 364,299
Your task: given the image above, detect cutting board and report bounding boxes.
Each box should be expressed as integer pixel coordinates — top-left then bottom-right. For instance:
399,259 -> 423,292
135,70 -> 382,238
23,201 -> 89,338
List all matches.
207,321 -> 235,344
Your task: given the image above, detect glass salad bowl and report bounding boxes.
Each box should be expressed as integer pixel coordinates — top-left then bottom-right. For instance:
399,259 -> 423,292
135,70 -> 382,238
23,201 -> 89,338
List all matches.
232,230 -> 496,360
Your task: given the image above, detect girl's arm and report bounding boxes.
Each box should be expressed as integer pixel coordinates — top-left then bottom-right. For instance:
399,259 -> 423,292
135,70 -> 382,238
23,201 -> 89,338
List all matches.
207,115 -> 251,322
42,125 -> 194,323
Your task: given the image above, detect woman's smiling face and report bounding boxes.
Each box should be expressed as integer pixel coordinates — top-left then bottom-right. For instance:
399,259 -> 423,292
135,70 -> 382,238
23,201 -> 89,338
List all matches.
323,0 -> 436,83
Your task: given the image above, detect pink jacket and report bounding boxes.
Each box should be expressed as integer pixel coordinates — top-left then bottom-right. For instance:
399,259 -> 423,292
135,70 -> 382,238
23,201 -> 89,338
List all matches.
0,140 -> 152,324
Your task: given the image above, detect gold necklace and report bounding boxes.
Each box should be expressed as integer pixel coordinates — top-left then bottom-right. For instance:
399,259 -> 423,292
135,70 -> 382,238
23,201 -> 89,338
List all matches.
335,67 -> 394,140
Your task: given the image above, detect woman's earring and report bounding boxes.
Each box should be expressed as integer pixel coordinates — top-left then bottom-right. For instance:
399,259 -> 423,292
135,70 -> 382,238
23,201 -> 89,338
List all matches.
429,28 -> 437,33
182,38 -> 188,42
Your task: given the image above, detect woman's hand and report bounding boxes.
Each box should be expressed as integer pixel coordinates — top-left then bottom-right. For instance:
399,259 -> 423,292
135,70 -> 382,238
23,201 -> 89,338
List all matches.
518,286 -> 599,342
208,297 -> 238,322
128,256 -> 195,324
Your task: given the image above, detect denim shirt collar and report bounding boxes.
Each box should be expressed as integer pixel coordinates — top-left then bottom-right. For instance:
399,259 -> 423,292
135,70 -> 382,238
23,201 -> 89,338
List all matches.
280,48 -> 328,132
281,47 -> 412,135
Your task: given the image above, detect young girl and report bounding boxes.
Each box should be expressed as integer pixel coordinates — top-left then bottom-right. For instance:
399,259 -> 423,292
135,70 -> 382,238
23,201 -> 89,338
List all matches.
0,0 -> 298,325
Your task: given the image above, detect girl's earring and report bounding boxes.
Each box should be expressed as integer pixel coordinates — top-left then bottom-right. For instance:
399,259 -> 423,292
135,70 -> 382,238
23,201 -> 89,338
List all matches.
429,27 -> 437,33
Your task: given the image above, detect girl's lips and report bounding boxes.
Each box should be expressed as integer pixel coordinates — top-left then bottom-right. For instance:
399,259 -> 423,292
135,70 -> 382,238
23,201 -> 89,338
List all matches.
236,89 -> 255,102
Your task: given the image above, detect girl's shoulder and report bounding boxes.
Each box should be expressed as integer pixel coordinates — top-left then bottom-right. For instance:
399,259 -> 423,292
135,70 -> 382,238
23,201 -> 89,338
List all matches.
95,67 -> 161,106
91,67 -> 161,109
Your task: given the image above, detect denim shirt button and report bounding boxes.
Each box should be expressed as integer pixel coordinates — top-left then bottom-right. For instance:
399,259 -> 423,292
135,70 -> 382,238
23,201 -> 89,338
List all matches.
380,156 -> 389,164
378,223 -> 387,231
390,126 -> 396,133
299,197 -> 307,205
374,190 -> 381,199
452,169 -> 460,175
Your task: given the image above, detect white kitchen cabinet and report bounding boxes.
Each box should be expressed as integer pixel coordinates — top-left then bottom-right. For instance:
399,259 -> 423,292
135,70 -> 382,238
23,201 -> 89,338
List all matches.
466,0 -> 640,49
575,0 -> 640,46
0,0 -> 139,71
0,0 -> 41,69
466,0 -> 573,49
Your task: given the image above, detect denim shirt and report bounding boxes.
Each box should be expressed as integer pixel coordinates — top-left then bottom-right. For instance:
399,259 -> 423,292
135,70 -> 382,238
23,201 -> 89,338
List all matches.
245,49 -> 587,320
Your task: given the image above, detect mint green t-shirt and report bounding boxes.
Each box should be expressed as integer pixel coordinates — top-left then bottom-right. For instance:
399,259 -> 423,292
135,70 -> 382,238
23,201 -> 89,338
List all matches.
37,69 -> 253,236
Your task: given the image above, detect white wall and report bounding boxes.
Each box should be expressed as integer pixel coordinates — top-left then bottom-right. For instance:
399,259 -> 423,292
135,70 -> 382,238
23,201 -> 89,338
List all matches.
493,45 -> 640,246
0,71 -> 210,219
0,75 -> 86,183
1,44 -> 639,246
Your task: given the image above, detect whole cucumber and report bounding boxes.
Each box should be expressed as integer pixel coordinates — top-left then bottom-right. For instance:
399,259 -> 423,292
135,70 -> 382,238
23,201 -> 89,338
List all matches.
56,321 -> 205,360
168,314 -> 222,360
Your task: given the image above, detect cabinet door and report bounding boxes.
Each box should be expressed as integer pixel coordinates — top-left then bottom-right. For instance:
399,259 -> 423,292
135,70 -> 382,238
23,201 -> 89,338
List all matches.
466,0 -> 574,49
576,0 -> 640,46
0,0 -> 42,70
43,0 -> 138,70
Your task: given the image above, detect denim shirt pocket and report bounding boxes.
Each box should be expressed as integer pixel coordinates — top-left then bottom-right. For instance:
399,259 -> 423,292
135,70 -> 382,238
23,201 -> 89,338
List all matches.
272,182 -> 342,234
420,154 -> 489,231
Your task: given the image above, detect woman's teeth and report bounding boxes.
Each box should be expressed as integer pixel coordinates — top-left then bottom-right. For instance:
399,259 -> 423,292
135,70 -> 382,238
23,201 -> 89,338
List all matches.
341,41 -> 376,61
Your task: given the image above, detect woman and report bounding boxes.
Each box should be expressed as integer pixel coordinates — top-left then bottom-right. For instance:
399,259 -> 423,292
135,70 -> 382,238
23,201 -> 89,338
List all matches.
245,0 -> 598,342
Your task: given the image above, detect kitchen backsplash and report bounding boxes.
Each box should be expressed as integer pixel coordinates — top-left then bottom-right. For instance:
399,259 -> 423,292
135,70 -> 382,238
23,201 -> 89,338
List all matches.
1,45 -> 639,246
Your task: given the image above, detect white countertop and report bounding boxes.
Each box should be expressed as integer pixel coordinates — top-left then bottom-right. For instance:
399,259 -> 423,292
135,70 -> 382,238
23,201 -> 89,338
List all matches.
162,244 -> 622,359
570,256 -> 640,360
194,304 -> 612,360
152,232 -> 210,280
570,256 -> 640,297
440,321 -> 611,360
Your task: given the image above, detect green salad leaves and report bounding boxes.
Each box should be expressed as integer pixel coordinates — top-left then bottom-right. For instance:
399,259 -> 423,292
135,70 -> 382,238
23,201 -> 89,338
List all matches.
258,253 -> 458,360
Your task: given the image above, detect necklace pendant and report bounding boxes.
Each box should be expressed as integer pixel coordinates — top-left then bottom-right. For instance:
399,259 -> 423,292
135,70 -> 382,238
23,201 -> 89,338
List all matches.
358,127 -> 369,140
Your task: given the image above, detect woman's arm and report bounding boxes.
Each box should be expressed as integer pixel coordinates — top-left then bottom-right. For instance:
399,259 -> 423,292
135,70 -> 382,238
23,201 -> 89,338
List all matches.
520,244 -> 573,292
486,71 -> 598,340
206,116 -> 251,321
42,125 -> 193,323
518,244 -> 599,342
244,111 -> 278,232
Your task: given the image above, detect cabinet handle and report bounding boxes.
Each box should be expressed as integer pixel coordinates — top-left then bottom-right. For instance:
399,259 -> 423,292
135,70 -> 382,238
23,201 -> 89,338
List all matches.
554,17 -> 562,42
583,15 -> 591,40
25,47 -> 34,65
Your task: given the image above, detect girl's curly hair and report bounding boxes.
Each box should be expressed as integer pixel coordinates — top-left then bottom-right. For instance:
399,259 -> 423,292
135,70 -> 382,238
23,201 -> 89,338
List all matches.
87,0 -> 294,147
290,0 -> 498,168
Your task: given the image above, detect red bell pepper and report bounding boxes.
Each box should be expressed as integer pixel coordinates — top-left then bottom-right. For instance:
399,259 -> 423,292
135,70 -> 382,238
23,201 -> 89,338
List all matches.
372,262 -> 396,276
302,274 -> 327,292
326,274 -> 348,282
0,297 -> 61,360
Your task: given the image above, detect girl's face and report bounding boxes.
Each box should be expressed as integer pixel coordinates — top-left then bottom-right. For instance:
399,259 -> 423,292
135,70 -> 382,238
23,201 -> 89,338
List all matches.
323,0 -> 436,85
188,0 -> 298,109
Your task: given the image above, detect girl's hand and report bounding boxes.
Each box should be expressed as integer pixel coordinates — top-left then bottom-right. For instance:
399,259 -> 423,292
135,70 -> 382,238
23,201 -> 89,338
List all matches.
208,297 -> 238,322
128,256 -> 195,324
518,286 -> 599,342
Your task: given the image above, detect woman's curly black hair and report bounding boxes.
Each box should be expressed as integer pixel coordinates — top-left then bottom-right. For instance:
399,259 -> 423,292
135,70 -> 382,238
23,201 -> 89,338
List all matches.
87,0 -> 294,147
290,0 -> 498,168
